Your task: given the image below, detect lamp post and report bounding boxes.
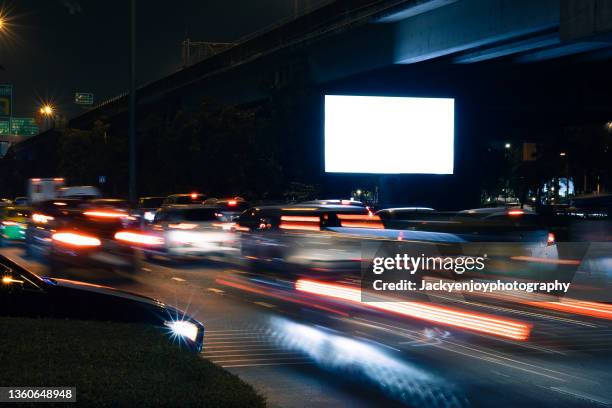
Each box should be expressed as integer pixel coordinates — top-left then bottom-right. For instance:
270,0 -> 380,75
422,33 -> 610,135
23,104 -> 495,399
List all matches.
128,0 -> 137,203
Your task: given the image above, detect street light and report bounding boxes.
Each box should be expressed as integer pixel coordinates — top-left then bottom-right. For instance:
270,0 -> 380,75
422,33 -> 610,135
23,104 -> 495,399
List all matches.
504,143 -> 511,149
559,152 -> 566,157
39,104 -> 54,116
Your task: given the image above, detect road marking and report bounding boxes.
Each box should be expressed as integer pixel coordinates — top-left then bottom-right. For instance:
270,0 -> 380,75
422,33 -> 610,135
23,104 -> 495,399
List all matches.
205,336 -> 265,340
548,386 -> 612,406
211,356 -> 310,364
253,301 -> 276,308
204,352 -> 301,358
207,288 -> 225,293
221,361 -> 315,368
204,347 -> 285,353
171,277 -> 185,282
205,340 -> 271,346
348,316 -> 572,382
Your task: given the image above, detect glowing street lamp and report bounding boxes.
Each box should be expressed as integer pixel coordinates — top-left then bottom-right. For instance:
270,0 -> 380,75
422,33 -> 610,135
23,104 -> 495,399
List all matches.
39,104 -> 54,116
504,143 -> 511,149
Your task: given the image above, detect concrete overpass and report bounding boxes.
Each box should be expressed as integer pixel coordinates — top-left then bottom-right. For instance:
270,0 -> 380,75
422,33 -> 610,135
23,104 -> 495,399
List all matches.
68,0 -> 612,128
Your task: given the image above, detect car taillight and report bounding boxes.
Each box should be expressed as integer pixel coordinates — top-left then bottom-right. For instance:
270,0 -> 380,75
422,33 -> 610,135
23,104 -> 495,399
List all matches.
52,232 -> 101,247
227,200 -> 237,206
32,213 -> 54,224
168,223 -> 198,230
114,231 -> 164,246
507,209 -> 525,216
83,210 -> 127,218
547,232 -> 555,246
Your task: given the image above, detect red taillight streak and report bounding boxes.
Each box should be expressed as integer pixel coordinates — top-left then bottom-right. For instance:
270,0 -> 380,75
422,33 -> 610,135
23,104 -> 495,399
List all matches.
280,215 -> 319,222
52,232 -> 101,247
83,210 -> 126,218
340,221 -> 385,229
295,280 -> 531,341
114,231 -> 164,246
523,300 -> 612,320
216,278 -> 349,317
507,210 -> 525,216
279,222 -> 320,231
547,232 -> 555,245
510,256 -> 579,265
337,214 -> 381,221
168,223 -> 198,230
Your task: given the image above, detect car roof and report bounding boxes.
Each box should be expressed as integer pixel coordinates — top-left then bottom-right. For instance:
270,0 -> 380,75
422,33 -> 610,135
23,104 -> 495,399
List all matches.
161,204 -> 211,210
377,207 -> 435,213
248,204 -> 368,213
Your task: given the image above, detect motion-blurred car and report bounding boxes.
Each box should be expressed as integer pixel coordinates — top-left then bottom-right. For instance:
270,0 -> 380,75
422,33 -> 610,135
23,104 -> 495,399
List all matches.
301,199 -> 366,207
376,206 -> 563,281
0,198 -> 13,207
0,255 -> 204,351
202,197 -> 250,222
238,203 -> 382,274
137,196 -> 165,223
13,197 -> 28,206
25,199 -> 146,273
0,206 -> 30,246
142,204 -> 238,260
162,193 -> 206,207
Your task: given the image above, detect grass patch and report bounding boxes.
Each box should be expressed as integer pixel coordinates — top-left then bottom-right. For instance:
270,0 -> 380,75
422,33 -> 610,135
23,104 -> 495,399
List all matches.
0,317 -> 265,407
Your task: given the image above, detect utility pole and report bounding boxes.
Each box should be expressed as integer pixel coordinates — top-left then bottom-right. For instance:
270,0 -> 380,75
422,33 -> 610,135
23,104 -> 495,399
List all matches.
128,0 -> 137,203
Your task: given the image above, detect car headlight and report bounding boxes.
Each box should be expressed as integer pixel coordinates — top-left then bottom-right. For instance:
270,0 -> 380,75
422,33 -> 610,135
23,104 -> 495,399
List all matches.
144,211 -> 156,221
165,320 -> 199,342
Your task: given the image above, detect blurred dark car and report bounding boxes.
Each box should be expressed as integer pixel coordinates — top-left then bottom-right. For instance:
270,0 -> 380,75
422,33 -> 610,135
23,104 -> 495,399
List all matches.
202,197 -> 250,222
377,207 -> 554,244
238,204 -> 381,274
25,199 -> 145,273
137,196 -> 166,224
0,255 -> 204,352
142,204 -> 239,260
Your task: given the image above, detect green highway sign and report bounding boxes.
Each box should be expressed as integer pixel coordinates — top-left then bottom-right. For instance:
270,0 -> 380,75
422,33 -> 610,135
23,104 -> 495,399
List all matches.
0,118 -> 39,137
0,120 -> 9,136
75,92 -> 94,105
11,117 -> 39,136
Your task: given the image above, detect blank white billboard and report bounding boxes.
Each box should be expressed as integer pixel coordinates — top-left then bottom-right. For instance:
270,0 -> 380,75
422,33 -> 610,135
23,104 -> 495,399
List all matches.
324,95 -> 454,174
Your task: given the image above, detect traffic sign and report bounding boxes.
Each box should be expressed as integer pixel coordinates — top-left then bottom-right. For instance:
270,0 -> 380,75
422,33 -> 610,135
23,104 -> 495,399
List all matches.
74,92 -> 94,105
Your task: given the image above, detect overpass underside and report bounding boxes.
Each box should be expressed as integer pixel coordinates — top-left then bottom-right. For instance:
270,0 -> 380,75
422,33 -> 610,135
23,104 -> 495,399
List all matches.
312,0 -> 612,84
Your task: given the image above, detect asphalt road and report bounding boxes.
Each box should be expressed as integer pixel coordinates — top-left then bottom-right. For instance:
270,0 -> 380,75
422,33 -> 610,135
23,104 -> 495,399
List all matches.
3,244 -> 612,408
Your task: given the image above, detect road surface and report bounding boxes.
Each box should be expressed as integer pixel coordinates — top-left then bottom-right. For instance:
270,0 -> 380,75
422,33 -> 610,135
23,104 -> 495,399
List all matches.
3,244 -> 612,408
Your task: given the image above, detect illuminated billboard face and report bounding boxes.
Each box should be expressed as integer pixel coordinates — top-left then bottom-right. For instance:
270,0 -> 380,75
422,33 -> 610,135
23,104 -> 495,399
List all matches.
324,95 -> 454,174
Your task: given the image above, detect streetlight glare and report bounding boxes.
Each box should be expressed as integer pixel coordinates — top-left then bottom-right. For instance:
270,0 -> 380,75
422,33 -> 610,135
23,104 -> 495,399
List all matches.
39,104 -> 54,116
504,143 -> 511,149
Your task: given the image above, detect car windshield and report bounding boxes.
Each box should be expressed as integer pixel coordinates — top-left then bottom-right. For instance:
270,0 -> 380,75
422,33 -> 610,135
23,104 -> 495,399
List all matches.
140,198 -> 164,208
164,208 -> 218,222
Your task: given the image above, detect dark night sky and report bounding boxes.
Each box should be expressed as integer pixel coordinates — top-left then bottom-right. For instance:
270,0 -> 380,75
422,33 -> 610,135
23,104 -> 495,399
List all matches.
0,0 -> 297,118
